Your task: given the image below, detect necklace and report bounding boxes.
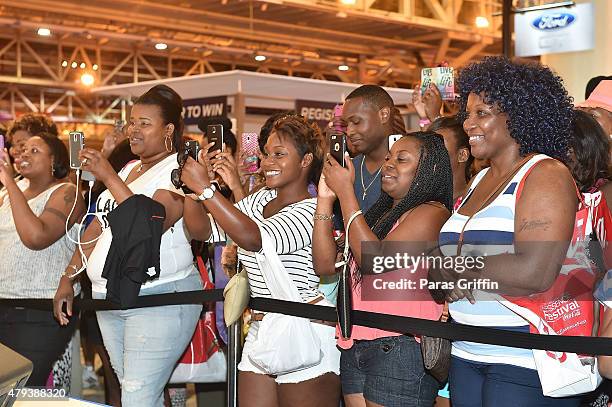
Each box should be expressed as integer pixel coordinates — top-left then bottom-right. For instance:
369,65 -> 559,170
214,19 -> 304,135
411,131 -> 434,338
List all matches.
136,153 -> 171,173
360,155 -> 383,201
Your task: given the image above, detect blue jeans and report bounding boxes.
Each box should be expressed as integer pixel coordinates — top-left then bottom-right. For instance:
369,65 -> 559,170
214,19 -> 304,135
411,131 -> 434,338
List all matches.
94,272 -> 203,407
340,335 -> 439,407
449,356 -> 581,407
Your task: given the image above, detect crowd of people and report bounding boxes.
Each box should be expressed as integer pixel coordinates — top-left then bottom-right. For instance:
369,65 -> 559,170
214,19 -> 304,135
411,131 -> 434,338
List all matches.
0,56 -> 610,407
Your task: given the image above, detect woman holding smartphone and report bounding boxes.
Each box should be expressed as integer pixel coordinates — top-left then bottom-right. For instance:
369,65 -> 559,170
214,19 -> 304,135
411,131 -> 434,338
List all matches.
0,133 -> 84,385
53,84 -> 204,407
180,114 -> 341,407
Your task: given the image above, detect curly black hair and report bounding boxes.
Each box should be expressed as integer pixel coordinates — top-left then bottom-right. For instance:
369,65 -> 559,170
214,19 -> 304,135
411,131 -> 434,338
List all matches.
7,113 -> 58,139
457,56 -> 573,161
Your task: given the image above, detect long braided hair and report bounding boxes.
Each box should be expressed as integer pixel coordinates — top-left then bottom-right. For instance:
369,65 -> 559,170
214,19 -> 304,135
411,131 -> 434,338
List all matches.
364,131 -> 453,240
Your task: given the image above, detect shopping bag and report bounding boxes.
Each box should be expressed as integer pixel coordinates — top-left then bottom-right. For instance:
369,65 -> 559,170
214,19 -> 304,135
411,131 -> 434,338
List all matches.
169,256 -> 227,383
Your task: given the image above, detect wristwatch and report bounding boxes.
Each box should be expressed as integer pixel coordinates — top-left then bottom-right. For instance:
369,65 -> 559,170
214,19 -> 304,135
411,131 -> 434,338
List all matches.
197,184 -> 217,201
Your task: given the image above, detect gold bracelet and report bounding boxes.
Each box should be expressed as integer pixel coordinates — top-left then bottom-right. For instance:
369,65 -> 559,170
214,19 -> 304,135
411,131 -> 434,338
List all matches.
313,213 -> 333,221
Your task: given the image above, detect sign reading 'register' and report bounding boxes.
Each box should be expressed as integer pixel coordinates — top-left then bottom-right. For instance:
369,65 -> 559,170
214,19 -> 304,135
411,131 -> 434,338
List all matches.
295,99 -> 338,130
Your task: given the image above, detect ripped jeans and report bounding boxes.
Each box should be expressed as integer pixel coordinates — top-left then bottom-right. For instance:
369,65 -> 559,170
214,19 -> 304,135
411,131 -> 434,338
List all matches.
93,271 -> 202,407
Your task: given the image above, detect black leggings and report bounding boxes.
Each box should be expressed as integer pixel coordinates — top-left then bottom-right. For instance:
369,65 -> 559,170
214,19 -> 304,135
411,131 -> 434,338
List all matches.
0,306 -> 77,386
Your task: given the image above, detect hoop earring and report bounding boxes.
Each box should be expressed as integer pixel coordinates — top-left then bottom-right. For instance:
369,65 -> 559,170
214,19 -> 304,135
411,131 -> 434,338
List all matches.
164,135 -> 173,153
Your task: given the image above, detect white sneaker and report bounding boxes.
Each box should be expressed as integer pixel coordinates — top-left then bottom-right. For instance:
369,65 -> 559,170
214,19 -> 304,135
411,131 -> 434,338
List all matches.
82,365 -> 100,389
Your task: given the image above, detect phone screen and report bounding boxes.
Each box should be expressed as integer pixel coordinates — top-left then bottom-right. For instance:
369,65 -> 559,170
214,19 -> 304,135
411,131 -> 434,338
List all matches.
68,131 -> 85,169
329,133 -> 347,167
0,135 -> 4,152
207,124 -> 224,152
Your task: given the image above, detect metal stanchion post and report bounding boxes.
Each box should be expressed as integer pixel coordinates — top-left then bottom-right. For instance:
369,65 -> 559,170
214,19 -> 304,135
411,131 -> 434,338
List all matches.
227,320 -> 241,407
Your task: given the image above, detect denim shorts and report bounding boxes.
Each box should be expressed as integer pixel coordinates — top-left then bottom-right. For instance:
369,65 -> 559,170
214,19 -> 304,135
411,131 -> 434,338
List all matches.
340,335 -> 439,407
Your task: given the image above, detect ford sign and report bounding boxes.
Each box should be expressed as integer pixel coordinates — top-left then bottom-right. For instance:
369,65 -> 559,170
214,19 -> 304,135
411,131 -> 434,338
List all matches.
532,13 -> 576,30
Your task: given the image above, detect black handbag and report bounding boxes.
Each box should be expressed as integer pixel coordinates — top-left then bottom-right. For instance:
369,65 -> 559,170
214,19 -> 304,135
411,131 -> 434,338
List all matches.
420,303 -> 451,382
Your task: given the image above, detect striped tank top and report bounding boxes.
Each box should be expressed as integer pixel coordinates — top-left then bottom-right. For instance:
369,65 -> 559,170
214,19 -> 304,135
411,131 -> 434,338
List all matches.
438,154 -> 549,369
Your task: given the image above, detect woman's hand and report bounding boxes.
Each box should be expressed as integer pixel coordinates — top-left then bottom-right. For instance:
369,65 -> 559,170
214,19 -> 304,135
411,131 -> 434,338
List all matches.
79,148 -> 116,184
317,174 -> 336,200
181,155 -> 212,197
423,84 -> 443,122
212,150 -> 242,192
0,148 -> 15,186
53,275 -> 75,326
322,152 -> 355,200
412,84 -> 427,120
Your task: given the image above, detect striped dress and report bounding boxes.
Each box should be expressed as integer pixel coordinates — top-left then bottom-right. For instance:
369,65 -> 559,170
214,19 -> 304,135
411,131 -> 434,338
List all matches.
207,188 -> 321,302
438,154 -> 549,369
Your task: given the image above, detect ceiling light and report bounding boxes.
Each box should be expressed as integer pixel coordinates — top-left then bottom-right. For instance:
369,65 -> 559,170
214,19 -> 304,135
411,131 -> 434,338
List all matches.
336,11 -> 348,18
155,42 -> 168,50
475,16 -> 490,28
340,0 -> 356,4
92,64 -> 99,71
37,27 -> 51,36
79,62 -> 86,69
71,61 -> 78,69
254,54 -> 267,62
80,72 -> 95,87
61,60 -> 68,68
338,65 -> 350,71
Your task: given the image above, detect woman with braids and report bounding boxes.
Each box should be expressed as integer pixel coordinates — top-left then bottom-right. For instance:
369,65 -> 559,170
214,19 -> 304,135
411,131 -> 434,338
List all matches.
53,85 -> 204,406
314,131 -> 453,406
431,57 -> 579,406
180,115 -> 341,407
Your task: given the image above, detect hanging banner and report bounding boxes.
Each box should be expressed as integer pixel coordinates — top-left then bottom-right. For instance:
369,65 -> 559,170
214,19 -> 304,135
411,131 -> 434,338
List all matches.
182,96 -> 227,126
515,3 -> 594,57
295,99 -> 338,131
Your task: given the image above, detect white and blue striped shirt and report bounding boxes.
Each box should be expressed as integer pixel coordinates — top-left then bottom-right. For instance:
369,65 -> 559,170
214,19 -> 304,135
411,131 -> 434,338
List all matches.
439,154 -> 550,369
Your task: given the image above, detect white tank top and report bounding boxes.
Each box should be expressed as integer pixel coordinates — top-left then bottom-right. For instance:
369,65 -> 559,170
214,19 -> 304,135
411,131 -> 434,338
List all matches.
0,183 -> 78,299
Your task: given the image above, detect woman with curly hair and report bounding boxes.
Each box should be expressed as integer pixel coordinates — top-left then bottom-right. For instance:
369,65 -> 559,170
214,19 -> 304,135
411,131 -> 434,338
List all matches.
314,132 -> 453,406
430,56 -> 580,406
180,115 -> 341,407
0,113 -> 58,198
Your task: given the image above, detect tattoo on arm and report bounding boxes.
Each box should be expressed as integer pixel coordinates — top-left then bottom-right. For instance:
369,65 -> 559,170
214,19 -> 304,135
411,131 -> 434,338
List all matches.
518,218 -> 551,232
43,206 -> 68,222
63,187 -> 75,207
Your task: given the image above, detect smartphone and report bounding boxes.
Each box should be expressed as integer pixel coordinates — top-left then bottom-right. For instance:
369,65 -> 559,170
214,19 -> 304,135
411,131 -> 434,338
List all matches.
333,105 -> 345,133
207,124 -> 224,153
68,131 -> 95,182
184,140 -> 200,161
241,133 -> 259,174
69,131 -> 85,169
420,66 -> 455,100
329,133 -> 347,167
388,134 -> 403,150
0,134 -> 4,151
